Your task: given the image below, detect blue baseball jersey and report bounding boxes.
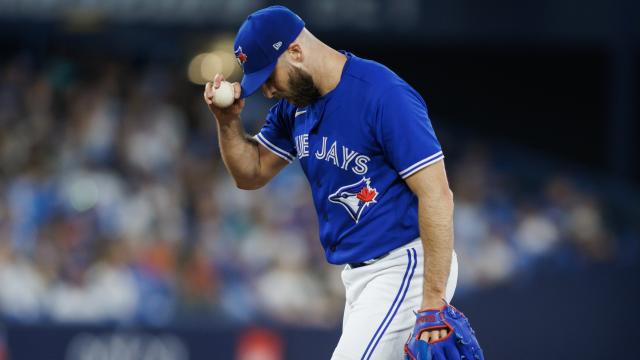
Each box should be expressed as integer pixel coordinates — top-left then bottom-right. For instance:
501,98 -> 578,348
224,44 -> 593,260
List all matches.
254,52 -> 444,265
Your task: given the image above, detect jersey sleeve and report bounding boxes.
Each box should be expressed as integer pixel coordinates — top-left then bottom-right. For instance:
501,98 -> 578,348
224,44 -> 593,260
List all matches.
376,84 -> 444,179
253,100 -> 296,163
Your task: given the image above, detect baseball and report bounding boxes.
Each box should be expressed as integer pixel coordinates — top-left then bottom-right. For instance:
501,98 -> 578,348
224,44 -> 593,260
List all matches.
212,81 -> 235,108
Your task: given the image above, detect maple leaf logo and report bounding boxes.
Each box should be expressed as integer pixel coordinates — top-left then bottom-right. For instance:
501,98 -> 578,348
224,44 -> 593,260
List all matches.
357,187 -> 377,203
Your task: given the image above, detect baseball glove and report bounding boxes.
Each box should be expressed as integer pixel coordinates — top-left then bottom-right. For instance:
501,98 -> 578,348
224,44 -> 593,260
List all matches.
404,303 -> 483,360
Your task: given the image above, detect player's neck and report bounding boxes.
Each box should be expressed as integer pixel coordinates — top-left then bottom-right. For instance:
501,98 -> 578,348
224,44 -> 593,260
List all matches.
314,48 -> 347,96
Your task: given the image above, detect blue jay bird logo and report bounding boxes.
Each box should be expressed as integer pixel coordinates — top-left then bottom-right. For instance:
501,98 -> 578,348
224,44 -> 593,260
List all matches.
329,177 -> 378,223
235,46 -> 248,66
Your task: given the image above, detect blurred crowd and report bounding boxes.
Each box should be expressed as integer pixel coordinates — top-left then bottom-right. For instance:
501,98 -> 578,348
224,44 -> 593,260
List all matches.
0,53 -> 632,328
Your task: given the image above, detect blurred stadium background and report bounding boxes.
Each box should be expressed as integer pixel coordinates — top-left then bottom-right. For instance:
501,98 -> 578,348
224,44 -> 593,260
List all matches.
0,0 -> 639,359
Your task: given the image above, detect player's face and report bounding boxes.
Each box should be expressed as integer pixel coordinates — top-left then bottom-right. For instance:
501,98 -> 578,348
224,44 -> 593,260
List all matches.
261,62 -> 321,108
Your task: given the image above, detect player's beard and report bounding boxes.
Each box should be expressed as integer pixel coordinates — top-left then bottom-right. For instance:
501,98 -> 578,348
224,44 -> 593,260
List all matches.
285,66 -> 321,108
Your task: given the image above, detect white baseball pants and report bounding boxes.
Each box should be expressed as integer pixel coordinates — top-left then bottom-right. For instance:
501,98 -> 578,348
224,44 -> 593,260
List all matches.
332,238 -> 458,360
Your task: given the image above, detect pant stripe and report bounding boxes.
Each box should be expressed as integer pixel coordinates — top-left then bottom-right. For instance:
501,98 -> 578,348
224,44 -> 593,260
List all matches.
366,248 -> 418,360
360,249 -> 415,360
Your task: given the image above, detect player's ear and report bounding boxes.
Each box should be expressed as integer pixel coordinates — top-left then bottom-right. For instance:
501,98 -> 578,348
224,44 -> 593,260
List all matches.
286,43 -> 304,63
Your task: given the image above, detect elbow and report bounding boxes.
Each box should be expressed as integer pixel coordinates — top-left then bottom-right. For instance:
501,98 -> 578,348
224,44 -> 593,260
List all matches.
441,188 -> 454,211
435,186 -> 454,202
423,186 -> 454,210
235,183 -> 260,190
434,189 -> 455,219
234,177 -> 266,190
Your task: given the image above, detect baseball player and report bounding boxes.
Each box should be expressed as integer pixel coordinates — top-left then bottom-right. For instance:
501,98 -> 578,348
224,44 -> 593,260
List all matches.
204,6 -> 483,360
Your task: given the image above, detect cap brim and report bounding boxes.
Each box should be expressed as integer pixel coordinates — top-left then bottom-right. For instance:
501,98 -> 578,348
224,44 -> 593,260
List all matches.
240,60 -> 277,99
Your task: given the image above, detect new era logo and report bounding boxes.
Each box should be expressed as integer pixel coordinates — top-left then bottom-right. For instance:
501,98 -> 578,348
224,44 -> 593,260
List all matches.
272,41 -> 283,50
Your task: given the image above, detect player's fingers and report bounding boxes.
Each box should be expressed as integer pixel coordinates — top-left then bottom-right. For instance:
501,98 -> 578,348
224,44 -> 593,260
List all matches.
203,83 -> 213,104
429,330 -> 441,343
419,331 -> 430,342
213,73 -> 224,88
232,82 -> 241,99
439,329 -> 448,339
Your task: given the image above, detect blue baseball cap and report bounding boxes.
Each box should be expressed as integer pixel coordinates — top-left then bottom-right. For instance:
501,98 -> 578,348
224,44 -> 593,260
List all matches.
233,6 -> 305,98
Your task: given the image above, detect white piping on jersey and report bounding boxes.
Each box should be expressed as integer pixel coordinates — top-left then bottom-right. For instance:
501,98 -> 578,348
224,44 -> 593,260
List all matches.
254,133 -> 294,163
398,151 -> 444,179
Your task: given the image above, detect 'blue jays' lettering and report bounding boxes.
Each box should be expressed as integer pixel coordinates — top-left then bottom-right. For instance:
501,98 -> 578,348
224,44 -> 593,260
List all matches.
296,135 -> 369,175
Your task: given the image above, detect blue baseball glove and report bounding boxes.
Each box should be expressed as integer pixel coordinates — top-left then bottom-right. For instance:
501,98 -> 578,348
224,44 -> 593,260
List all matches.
404,304 -> 483,360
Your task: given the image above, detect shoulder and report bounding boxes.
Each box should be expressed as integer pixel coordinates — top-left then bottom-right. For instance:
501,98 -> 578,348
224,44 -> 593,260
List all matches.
343,54 -> 425,115
344,53 -> 413,98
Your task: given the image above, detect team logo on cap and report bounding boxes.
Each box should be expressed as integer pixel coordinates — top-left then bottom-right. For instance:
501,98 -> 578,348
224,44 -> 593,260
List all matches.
329,177 -> 378,223
234,46 -> 247,66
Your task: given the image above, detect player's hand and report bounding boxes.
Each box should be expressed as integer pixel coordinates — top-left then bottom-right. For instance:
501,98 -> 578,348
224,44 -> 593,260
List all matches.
420,328 -> 449,344
404,304 -> 483,360
204,73 -> 245,122
419,299 -> 449,343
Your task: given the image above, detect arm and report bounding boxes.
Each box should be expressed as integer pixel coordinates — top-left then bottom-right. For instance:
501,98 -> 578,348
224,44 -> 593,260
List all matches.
404,159 -> 454,340
204,74 -> 288,190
